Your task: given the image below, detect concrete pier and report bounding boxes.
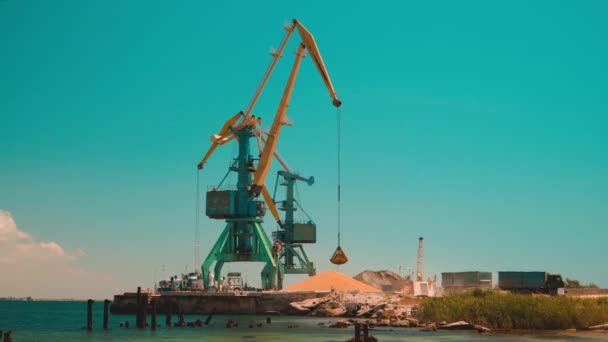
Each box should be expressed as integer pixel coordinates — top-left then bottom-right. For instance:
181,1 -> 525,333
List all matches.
111,291 -> 327,315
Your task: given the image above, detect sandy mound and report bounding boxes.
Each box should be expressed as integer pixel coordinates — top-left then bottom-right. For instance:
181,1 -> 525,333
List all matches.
283,270 -> 380,292
354,270 -> 410,291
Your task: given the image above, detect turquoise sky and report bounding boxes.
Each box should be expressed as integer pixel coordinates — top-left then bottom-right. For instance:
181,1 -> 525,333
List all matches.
1,1 -> 607,297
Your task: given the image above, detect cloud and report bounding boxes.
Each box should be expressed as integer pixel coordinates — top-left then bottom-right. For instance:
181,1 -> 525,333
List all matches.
16,230 -> 31,240
0,209 -> 116,299
39,242 -> 66,256
0,211 -> 22,242
0,210 -> 81,261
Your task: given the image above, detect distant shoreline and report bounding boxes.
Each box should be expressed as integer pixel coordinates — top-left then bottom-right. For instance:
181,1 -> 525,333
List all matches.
0,298 -> 100,302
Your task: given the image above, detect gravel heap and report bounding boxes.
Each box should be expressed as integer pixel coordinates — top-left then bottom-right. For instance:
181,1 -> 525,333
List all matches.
353,270 -> 410,291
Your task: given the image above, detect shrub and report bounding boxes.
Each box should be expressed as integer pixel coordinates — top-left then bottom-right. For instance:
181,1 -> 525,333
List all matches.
415,292 -> 608,330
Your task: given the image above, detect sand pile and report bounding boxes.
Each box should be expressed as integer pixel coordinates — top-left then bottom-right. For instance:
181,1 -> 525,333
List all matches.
283,270 -> 380,292
354,270 -> 410,291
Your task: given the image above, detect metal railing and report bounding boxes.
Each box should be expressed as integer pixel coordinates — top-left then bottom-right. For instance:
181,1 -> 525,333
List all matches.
207,184 -> 238,191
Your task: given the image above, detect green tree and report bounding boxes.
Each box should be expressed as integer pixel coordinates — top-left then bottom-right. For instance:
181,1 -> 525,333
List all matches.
565,278 -> 581,288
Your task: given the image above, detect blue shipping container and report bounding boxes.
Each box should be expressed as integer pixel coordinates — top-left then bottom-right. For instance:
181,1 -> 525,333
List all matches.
498,271 -> 547,289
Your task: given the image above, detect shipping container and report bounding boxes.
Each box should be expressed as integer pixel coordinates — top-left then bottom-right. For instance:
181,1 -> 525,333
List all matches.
442,271 -> 493,292
498,271 -> 564,294
498,271 -> 547,289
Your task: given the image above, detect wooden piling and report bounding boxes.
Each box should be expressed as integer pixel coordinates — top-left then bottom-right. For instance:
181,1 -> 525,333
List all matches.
176,304 -> 185,327
87,299 -> 94,331
142,295 -> 148,327
103,299 -> 110,330
151,299 -> 157,330
177,313 -> 185,327
136,287 -> 142,328
205,307 -> 216,325
363,323 -> 369,341
3,331 -> 12,342
165,302 -> 172,327
355,323 -> 361,341
266,316 -> 271,324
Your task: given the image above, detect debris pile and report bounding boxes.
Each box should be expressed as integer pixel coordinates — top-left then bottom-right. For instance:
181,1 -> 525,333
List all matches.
353,270 -> 410,292
282,270 -> 380,293
432,321 -> 492,333
289,291 -> 420,327
289,290 -> 495,332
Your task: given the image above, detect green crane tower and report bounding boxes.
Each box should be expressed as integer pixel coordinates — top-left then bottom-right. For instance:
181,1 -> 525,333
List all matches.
201,127 -> 279,290
272,171 -> 317,289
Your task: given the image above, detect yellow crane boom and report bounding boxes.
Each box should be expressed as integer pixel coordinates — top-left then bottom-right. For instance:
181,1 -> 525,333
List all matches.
197,112 -> 242,170
293,20 -> 342,108
250,20 -> 341,196
195,19 -> 340,224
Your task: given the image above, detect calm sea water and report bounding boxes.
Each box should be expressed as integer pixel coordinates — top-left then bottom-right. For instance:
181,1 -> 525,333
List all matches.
1,300 -> 607,341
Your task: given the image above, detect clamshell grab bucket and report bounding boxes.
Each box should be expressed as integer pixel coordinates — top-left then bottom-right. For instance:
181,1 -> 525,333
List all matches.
330,246 -> 349,265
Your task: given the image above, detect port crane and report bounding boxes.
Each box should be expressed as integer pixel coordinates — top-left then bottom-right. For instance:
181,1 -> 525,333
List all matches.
271,170 -> 316,289
197,19 -> 341,290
